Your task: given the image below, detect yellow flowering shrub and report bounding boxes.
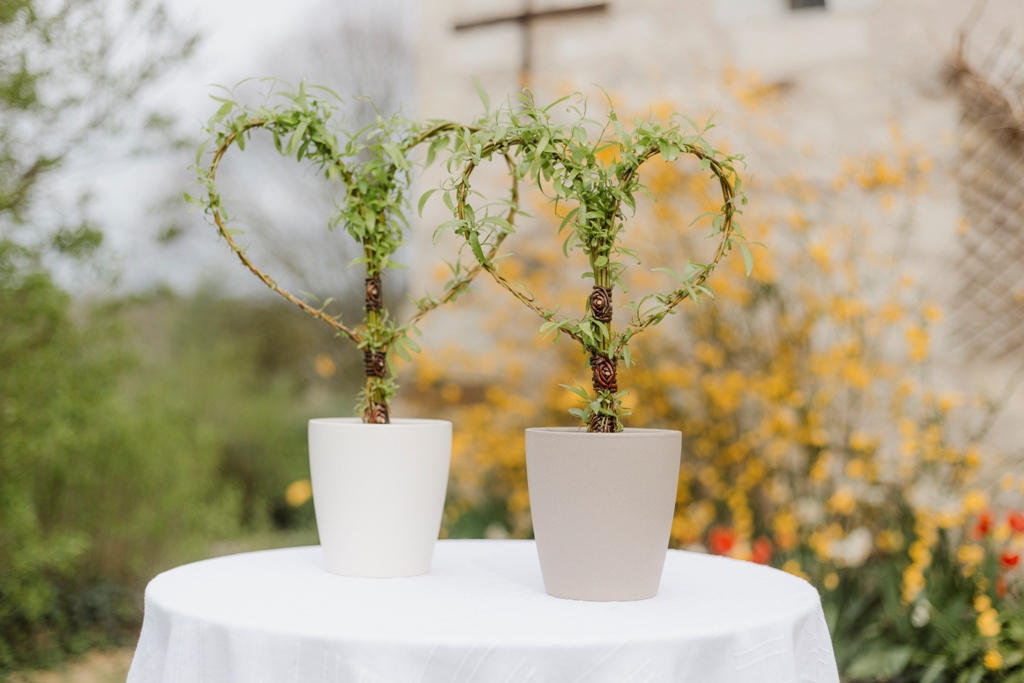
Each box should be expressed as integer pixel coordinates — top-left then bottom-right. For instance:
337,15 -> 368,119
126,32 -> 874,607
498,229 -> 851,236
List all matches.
401,103 -> 1024,681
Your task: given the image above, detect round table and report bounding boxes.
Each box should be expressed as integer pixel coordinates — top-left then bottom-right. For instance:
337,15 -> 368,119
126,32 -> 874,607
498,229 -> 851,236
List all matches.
127,540 -> 839,683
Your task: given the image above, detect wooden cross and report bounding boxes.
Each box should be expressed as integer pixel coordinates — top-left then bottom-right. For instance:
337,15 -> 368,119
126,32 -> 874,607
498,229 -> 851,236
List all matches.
454,1 -> 609,91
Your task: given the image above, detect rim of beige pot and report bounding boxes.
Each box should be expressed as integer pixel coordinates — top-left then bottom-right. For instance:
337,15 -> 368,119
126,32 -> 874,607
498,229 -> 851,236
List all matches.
525,427 -> 682,601
308,418 -> 452,578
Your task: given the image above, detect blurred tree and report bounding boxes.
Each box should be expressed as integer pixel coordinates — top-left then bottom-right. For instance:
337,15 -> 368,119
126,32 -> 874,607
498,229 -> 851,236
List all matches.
0,241 -> 94,666
0,0 -> 195,251
0,0 -> 194,669
0,253 -> 348,669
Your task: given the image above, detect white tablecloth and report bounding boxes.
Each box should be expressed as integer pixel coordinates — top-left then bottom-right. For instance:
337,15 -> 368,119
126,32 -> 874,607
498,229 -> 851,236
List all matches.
128,540 -> 839,683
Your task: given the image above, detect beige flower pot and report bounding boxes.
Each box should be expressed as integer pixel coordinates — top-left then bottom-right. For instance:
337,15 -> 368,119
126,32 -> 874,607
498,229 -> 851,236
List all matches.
525,427 -> 682,601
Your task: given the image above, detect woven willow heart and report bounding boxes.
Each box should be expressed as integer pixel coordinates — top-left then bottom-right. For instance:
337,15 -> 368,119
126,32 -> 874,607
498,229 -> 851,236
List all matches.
189,83 -> 518,422
446,95 -> 747,431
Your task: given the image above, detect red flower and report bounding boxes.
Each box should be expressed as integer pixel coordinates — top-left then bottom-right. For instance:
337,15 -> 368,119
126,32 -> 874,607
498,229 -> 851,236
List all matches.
1001,551 -> 1020,568
752,537 -> 773,565
708,526 -> 736,556
997,576 -> 1008,598
973,510 -> 994,539
1009,510 -> 1024,534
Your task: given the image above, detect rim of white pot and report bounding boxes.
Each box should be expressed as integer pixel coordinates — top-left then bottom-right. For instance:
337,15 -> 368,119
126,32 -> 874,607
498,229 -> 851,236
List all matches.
526,426 -> 680,437
309,417 -> 451,428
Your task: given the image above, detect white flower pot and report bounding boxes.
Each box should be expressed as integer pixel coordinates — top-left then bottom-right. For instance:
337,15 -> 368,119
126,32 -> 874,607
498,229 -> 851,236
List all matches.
308,418 -> 452,577
526,427 -> 682,601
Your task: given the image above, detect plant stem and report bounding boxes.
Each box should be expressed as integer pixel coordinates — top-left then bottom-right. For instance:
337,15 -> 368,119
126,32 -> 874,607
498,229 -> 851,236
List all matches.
362,241 -> 390,424
587,233 -> 619,433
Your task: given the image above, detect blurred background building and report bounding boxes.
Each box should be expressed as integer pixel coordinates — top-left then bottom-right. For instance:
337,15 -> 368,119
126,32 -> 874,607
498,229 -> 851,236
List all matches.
413,0 -> 1024,449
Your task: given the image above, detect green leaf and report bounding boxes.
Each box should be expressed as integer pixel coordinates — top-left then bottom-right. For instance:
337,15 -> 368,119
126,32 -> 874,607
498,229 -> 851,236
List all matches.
481,215 -> 513,233
209,101 -> 233,125
195,140 -> 209,168
846,646 -> 915,681
286,120 -> 309,156
658,141 -> 679,162
688,211 -> 717,227
425,135 -> 444,166
560,383 -> 591,401
558,206 -> 578,234
652,266 -> 685,284
432,223 -> 449,245
562,231 -> 574,258
393,339 -> 411,362
468,231 -> 486,263
381,141 -> 409,169
740,242 -> 753,277
542,94 -> 572,112
531,135 -> 549,175
309,84 -> 343,100
920,660 -> 946,683
472,76 -> 490,112
418,189 -> 438,217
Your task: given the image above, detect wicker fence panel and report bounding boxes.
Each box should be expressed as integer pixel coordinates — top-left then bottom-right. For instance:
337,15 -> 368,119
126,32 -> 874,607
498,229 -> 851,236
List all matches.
949,37 -> 1024,359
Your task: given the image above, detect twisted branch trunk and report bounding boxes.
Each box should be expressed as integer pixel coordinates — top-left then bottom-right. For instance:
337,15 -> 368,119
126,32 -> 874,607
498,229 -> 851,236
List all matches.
587,281 -> 619,432
362,275 -> 390,424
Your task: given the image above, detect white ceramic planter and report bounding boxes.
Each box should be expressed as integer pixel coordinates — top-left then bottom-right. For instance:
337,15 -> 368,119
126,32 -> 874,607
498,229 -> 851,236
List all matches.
526,427 -> 682,601
308,418 -> 452,578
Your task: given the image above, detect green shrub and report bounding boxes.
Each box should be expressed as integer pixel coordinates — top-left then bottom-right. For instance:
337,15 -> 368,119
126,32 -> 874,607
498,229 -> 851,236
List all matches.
0,244 -> 358,670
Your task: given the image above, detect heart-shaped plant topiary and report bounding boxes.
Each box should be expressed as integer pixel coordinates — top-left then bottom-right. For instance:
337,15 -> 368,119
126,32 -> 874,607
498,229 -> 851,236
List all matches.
188,81 -> 519,423
442,92 -> 749,432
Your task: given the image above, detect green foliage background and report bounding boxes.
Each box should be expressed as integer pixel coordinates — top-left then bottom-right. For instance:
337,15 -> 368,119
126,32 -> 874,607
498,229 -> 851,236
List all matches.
0,257 -> 354,669
0,1 -> 361,669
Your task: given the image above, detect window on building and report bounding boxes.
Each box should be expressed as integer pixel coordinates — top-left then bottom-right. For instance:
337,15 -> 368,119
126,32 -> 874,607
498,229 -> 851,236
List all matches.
790,0 -> 825,8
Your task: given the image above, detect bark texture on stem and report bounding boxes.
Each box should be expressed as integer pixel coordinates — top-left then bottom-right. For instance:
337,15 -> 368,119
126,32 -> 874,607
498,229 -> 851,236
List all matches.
588,281 -> 619,432
590,354 -> 618,392
363,349 -> 387,378
364,402 -> 390,424
589,285 -> 613,322
364,277 -> 382,312
588,353 -> 619,433
363,273 -> 390,424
